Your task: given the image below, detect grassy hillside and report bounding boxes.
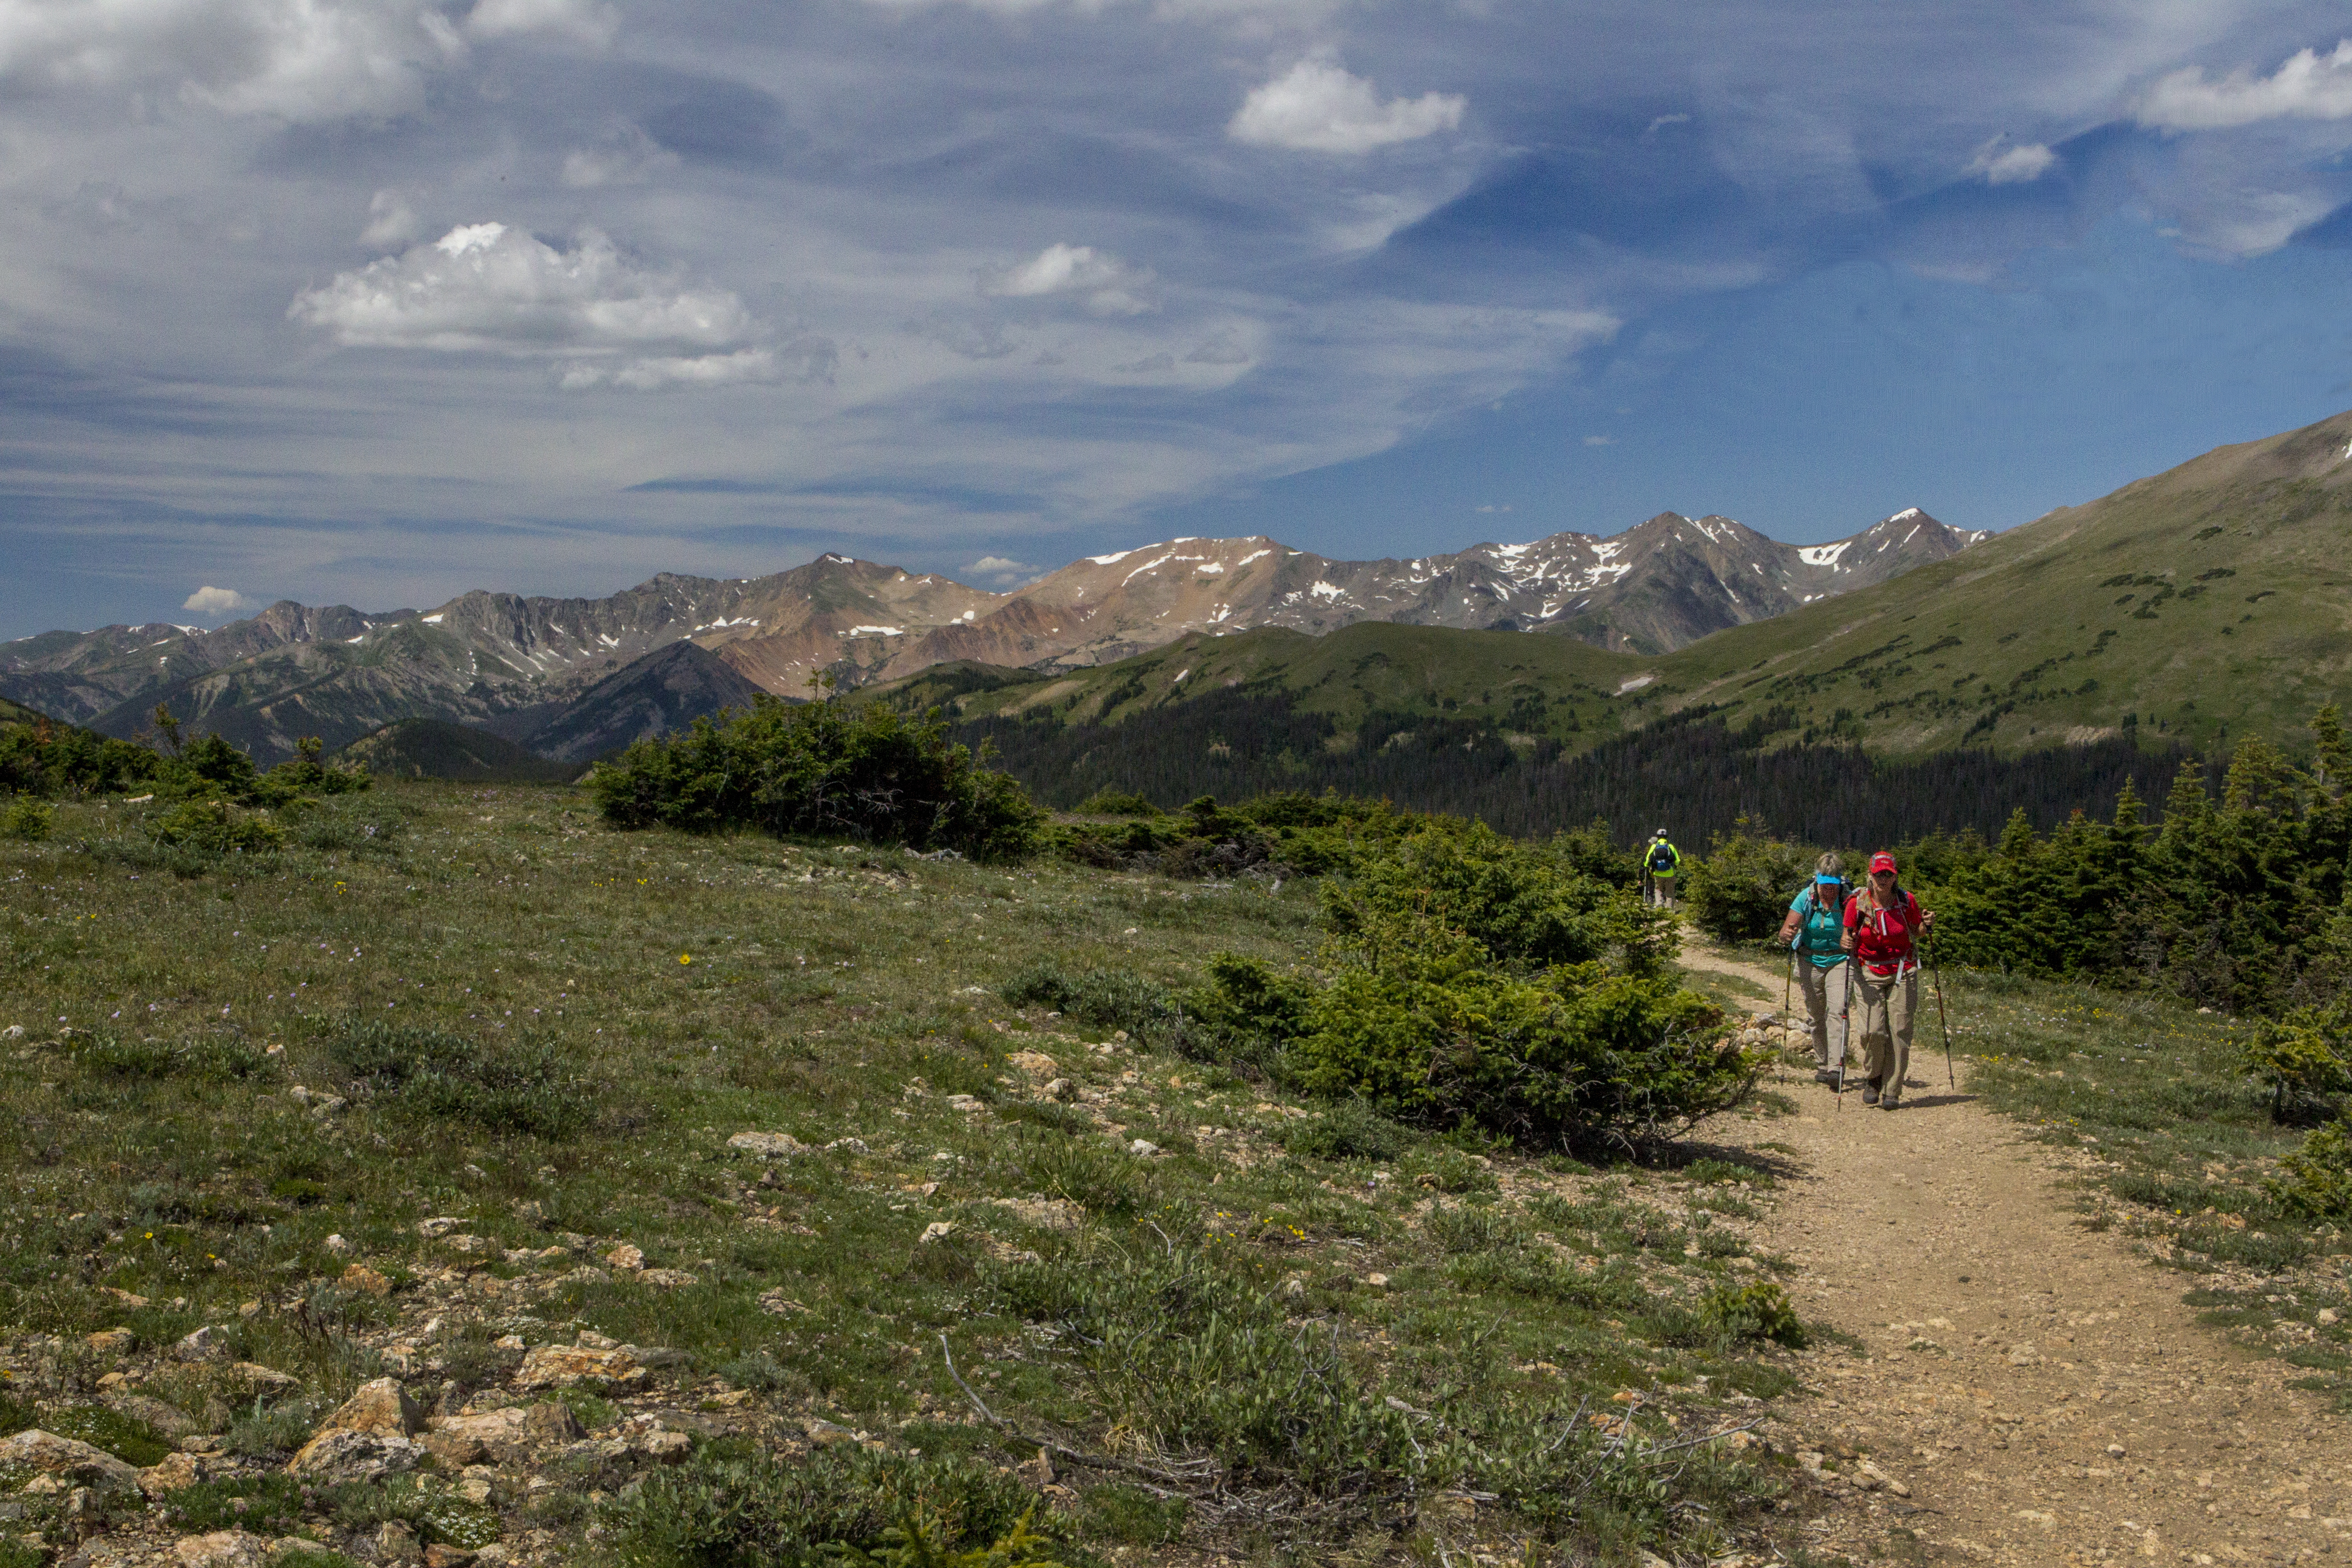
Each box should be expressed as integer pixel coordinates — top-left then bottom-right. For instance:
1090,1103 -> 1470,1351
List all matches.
0,782 -> 1850,1566
1649,408 -> 2352,756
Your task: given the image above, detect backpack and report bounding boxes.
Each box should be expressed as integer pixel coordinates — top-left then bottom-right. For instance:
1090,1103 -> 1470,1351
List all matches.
1647,842 -> 1677,872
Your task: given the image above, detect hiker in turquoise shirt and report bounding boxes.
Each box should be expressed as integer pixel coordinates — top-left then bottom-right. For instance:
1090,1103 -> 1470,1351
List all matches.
1774,852 -> 1851,1084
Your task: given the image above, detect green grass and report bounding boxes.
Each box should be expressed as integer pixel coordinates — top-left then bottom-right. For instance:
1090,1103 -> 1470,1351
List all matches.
0,781 -> 1833,1564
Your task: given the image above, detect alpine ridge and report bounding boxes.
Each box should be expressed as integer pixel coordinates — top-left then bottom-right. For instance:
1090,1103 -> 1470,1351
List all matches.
0,507 -> 1981,762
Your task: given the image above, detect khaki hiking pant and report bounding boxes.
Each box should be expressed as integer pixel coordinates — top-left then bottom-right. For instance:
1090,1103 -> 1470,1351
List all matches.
1854,965 -> 1918,1104
1795,961 -> 1850,1068
1647,876 -> 1676,908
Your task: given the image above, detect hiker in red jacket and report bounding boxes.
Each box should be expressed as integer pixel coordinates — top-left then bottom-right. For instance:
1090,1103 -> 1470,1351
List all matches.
1841,851 -> 1934,1110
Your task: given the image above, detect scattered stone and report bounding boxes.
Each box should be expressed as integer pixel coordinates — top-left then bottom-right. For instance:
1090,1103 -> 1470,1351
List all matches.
1015,1447 -> 1055,1490
547,1266 -> 611,1289
944,1094 -> 983,1113
727,1132 -> 807,1158
637,1268 -> 699,1287
174,1530 -> 272,1568
514,1344 -> 644,1391
1007,1051 -> 1057,1076
98,1286 -> 148,1308
416,1217 -> 466,1238
919,1221 -> 958,1245
86,1328 -> 135,1357
640,1429 -> 694,1463
991,1197 -> 1084,1231
424,1546 -> 478,1568
1128,1139 -> 1160,1157
803,1418 -> 860,1446
442,1234 -> 490,1255
342,1263 -> 393,1297
826,1138 -> 870,1155
106,1393 -> 199,1438
174,1326 -> 229,1363
423,1401 -> 582,1466
137,1451 -> 207,1497
288,1377 -> 426,1480
605,1243 -> 645,1271
2007,1343 -> 2043,1367
0,1024 -> 21,1040
377,1519 -> 423,1565
1362,1273 -> 1390,1291
1044,1078 -> 1075,1101
238,1299 -> 263,1319
757,1290 -> 809,1315
2321,1308 -> 2340,1326
0,1431 -> 142,1494
2107,1443 -> 2128,1458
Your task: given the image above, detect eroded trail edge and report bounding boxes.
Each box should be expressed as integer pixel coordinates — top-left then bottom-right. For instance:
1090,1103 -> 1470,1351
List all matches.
1689,940 -> 2351,1567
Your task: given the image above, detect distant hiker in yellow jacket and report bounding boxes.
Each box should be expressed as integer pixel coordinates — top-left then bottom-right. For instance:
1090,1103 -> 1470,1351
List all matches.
1643,830 -> 1681,908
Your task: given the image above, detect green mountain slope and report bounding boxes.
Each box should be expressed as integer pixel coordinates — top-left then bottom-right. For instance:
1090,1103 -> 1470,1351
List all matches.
900,408 -> 2352,764
336,718 -> 577,783
1644,407 -> 2352,756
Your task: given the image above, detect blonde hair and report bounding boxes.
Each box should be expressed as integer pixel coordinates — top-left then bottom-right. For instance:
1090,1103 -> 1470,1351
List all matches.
1815,852 -> 1843,878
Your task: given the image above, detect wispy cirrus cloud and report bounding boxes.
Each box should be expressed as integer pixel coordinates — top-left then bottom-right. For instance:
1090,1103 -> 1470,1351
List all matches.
980,243 -> 1158,316
1964,137 -> 2058,184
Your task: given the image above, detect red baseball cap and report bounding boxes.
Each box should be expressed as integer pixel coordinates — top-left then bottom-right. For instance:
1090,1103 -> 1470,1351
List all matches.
1869,852 -> 1898,874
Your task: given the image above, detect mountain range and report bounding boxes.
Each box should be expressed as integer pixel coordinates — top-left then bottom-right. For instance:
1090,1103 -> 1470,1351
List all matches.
0,506 -> 1979,763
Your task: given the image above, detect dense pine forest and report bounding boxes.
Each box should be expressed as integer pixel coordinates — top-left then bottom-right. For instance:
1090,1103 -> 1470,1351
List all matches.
952,688 -> 2193,846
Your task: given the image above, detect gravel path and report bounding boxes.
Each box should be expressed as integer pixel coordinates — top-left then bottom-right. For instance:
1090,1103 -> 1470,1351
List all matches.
1687,939 -> 2352,1566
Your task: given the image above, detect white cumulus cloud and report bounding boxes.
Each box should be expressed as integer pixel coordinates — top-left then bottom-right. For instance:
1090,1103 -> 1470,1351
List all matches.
962,555 -> 1039,585
0,0 -> 468,121
1228,55 -> 1464,154
289,221 -> 782,390
1963,138 -> 2058,185
2138,38 -> 2352,131
980,243 -> 1157,316
182,586 -> 249,615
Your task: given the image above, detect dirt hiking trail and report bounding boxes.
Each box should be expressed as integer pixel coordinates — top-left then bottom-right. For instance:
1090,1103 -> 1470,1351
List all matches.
1682,938 -> 2352,1567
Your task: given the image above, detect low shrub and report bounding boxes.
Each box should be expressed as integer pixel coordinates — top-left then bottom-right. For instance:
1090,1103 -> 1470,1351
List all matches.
592,696 -> 1044,860
601,1440 -> 1043,1568
2268,1118 -> 2352,1218
1700,1282 -> 1806,1347
0,796 -> 51,842
68,1032 -> 274,1083
158,1474 -> 308,1535
320,1018 -> 601,1139
1074,789 -> 1159,817
146,798 -> 285,855
996,962 -> 1175,1039
2244,1004 -> 2352,1124
1278,1098 -> 1410,1163
1680,824 -> 1814,944
1018,1137 -> 1157,1221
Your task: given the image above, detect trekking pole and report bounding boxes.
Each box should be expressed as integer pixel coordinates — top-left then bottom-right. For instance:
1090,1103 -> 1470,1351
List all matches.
1834,955 -> 1851,1110
1927,928 -> 1956,1090
1782,945 -> 1795,1034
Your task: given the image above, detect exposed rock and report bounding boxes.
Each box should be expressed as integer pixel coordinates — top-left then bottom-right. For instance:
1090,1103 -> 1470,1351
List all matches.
803,1418 -> 860,1446
944,1094 -> 983,1113
137,1451 -> 207,1497
1362,1273 -> 1390,1291
174,1326 -> 230,1363
174,1530 -> 271,1568
757,1290 -> 808,1315
637,1268 -> 699,1288
990,1197 -> 1084,1231
727,1131 -> 808,1157
422,1401 -> 581,1466
377,1519 -> 422,1564
0,1430 -> 142,1494
442,1234 -> 490,1255
514,1344 -> 644,1390
640,1429 -> 693,1463
106,1393 -> 199,1438
86,1328 -> 135,1356
416,1217 -> 466,1238
342,1263 -> 393,1297
1007,1051 -> 1057,1076
546,1266 -> 611,1289
604,1243 -> 644,1271
1043,1078 -> 1076,1102
424,1546 -> 478,1568
2007,1343 -> 2043,1367
98,1286 -> 148,1308
322,1233 -> 352,1257
1127,1139 -> 1160,1157
287,1377 -> 427,1479
825,1137 -> 870,1155
229,1362 -> 301,1392
919,1222 -> 957,1245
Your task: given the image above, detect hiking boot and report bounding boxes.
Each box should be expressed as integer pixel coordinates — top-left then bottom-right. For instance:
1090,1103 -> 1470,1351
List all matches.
1813,1068 -> 1839,1086
1878,1096 -> 1900,1111
1859,1081 -> 1880,1106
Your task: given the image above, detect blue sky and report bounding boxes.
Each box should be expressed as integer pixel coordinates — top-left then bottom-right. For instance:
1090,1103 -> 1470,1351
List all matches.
5,0 -> 2352,636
